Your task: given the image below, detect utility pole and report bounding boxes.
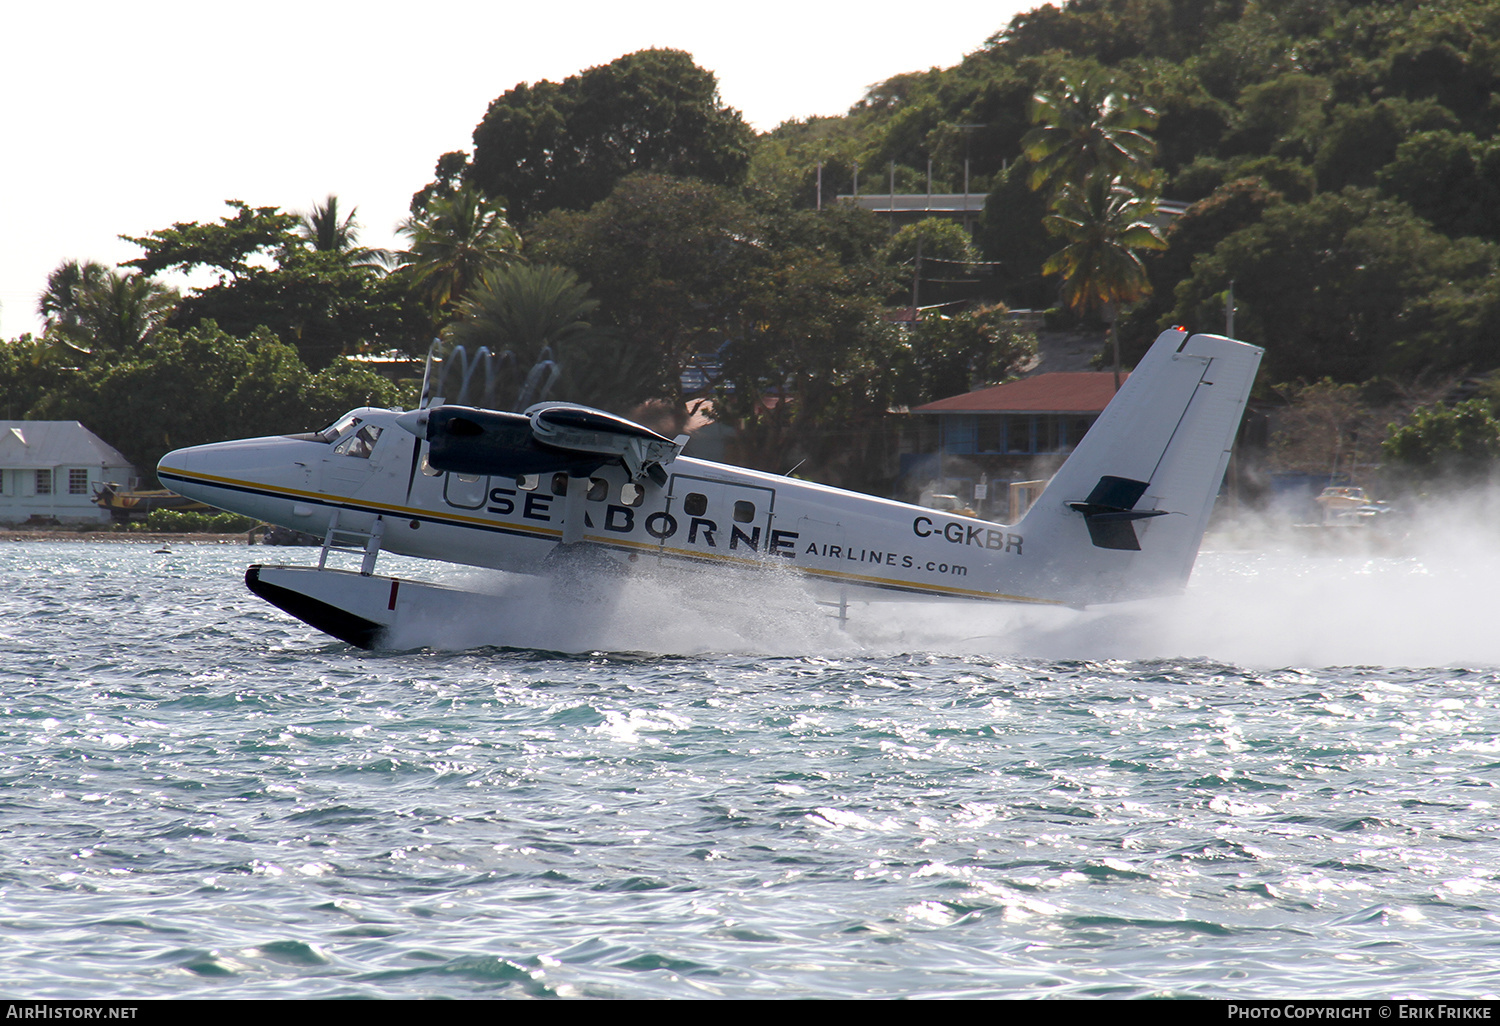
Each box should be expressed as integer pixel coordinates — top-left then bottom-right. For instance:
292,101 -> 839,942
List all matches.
953,124 -> 984,233
1102,301 -> 1120,392
911,238 -> 923,314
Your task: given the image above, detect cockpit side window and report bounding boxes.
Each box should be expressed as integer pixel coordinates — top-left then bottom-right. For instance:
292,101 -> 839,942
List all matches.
334,424 -> 382,458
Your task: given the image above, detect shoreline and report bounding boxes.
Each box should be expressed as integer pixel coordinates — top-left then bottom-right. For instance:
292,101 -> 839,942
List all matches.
0,529 -> 265,544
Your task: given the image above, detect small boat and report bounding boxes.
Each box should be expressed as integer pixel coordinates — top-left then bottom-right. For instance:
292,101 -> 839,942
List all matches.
92,482 -> 210,521
1292,486 -> 1405,550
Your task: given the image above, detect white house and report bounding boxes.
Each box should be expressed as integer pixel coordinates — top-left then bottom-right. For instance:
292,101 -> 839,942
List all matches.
0,421 -> 135,525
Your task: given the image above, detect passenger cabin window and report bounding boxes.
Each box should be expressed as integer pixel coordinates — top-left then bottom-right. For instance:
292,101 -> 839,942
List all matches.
684,492 -> 708,516
733,500 -> 755,523
517,474 -> 540,491
420,451 -> 442,477
334,424 -> 382,458
587,478 -> 608,502
620,482 -> 644,507
551,472 -> 570,496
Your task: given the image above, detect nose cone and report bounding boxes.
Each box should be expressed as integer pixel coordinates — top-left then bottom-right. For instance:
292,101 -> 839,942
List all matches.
156,442 -> 214,503
157,435 -> 322,518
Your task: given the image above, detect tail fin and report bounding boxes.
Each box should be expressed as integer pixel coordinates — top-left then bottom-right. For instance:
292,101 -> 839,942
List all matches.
1016,329 -> 1263,605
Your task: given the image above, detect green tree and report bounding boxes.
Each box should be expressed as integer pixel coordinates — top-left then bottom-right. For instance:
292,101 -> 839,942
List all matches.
1121,176 -> 1284,358
1383,398 -> 1500,485
37,260 -> 178,355
713,251 -> 901,487
898,304 -> 1036,405
467,49 -> 754,222
123,200 -> 300,281
38,260 -> 109,341
1170,189 -> 1494,382
396,185 -> 520,321
528,174 -> 760,408
297,195 -> 392,270
976,161 -> 1055,309
1314,98 -> 1457,192
1043,174 -> 1166,382
1218,73 -> 1330,162
26,322 -> 410,483
1042,174 -> 1167,317
1376,129 -> 1500,239
884,217 -> 978,269
444,262 -> 615,408
529,172 -> 905,486
0,335 -> 73,420
123,201 -> 421,368
70,269 -> 180,354
1022,69 -> 1158,198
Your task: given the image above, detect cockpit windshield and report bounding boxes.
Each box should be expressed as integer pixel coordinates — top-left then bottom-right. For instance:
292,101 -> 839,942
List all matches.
315,413 -> 363,444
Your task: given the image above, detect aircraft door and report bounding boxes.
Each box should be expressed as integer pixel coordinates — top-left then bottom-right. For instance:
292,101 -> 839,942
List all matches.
666,474 -> 776,558
323,421 -> 386,499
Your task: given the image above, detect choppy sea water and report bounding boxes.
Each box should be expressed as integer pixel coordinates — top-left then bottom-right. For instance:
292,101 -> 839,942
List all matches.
3,533 -> 1500,1000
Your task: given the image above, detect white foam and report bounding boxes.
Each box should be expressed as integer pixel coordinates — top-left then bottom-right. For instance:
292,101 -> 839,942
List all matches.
378,494 -> 1500,668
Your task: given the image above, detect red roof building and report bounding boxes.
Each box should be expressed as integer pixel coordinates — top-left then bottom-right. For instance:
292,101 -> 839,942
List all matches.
913,372 -> 1125,459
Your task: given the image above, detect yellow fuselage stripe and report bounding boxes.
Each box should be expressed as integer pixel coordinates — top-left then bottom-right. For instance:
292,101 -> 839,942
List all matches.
163,466 -> 1063,607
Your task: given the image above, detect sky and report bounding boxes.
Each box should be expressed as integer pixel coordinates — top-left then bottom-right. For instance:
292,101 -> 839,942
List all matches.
0,0 -> 1039,341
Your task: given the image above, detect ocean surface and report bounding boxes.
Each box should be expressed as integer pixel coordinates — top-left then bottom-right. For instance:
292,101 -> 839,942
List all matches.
3,529 -> 1500,1000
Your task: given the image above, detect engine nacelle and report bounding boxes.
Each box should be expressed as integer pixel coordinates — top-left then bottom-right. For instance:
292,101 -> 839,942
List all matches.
395,403 -> 683,484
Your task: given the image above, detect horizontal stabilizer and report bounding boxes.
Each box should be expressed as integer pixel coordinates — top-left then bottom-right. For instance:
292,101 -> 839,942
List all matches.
1066,475 -> 1170,551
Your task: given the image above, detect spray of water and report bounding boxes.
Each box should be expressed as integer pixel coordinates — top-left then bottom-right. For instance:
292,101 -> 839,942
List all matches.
380,556 -> 859,657
378,492 -> 1500,669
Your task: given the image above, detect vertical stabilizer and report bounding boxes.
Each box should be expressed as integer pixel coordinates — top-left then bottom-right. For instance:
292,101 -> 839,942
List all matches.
1015,329 -> 1263,605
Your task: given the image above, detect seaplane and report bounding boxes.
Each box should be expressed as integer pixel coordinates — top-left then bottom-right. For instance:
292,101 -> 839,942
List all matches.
156,327 -> 1262,649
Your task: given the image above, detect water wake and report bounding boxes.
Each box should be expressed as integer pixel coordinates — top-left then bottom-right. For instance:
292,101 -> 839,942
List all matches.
379,497 -> 1500,669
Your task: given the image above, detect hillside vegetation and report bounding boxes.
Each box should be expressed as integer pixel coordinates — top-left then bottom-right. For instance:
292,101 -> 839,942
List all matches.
13,0 -> 1500,490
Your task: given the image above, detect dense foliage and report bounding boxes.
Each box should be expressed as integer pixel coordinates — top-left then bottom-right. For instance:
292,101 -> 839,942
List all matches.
466,49 -> 755,224
9,322 -> 410,486
123,201 -> 425,369
759,0 -> 1500,387
1383,398 -> 1500,485
18,1 -> 1500,489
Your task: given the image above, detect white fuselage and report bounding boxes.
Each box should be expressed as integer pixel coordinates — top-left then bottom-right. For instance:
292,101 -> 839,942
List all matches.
158,330 -> 1266,632
158,408 -> 1053,607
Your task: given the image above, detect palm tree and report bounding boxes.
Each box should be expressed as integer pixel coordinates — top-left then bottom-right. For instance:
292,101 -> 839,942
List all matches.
38,260 -> 109,340
445,262 -> 610,407
37,260 -> 178,354
396,186 -> 520,320
1042,175 -> 1167,387
297,195 -> 391,271
79,270 -> 180,353
1022,71 -> 1158,199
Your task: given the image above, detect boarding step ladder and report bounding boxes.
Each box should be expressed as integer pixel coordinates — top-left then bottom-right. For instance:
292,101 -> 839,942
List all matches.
317,509 -> 386,576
